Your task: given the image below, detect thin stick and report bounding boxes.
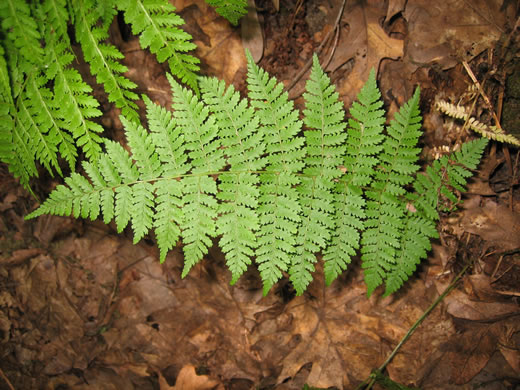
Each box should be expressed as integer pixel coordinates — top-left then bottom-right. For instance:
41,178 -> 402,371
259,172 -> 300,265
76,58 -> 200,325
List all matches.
0,368 -> 15,390
285,0 -> 347,92
356,262 -> 473,390
461,61 -> 503,132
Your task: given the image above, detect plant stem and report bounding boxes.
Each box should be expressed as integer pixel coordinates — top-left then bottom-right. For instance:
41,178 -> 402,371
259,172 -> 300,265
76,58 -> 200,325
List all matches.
356,261 -> 472,390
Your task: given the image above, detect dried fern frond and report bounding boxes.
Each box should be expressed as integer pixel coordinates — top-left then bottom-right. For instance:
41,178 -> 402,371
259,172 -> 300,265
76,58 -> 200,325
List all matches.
436,100 -> 520,146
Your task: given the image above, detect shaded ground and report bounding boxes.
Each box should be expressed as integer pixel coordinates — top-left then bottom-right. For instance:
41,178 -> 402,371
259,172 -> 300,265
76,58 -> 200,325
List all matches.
1,0 -> 520,389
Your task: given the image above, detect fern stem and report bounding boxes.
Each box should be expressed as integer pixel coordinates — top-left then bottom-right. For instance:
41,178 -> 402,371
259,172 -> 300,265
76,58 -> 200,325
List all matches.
357,262 -> 472,390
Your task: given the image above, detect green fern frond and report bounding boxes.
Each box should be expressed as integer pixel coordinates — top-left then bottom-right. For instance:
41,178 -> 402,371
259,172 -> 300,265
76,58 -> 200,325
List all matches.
443,136 -> 488,197
0,0 -> 44,65
323,69 -> 385,286
45,33 -> 103,162
26,54 -> 488,297
144,95 -> 187,261
73,0 -> 139,123
246,50 -> 306,294
21,73 -> 62,175
200,76 -> 265,284
362,87 -> 422,296
118,0 -> 199,91
41,0 -> 69,41
289,55 -> 346,294
1,49 -> 37,188
205,0 -> 248,25
0,45 -> 14,166
383,216 -> 437,296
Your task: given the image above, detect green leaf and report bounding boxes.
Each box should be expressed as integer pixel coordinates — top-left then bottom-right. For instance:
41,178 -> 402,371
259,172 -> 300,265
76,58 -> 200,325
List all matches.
118,0 -> 199,90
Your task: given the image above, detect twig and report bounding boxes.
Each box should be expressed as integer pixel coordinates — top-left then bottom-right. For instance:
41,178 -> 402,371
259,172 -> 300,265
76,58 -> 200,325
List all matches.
462,61 -> 515,209
0,368 -> 15,390
356,262 -> 473,390
285,0 -> 347,92
461,61 -> 503,132
322,23 -> 341,71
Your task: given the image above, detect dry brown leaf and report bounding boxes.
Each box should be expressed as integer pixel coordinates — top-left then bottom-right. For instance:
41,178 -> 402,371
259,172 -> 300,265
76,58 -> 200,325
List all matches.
385,0 -> 406,23
461,199 -> 520,251
248,267 -> 455,389
241,0 -> 263,63
403,0 -> 508,69
159,365 -> 221,390
444,289 -> 519,321
443,317 -> 520,385
498,320 -> 520,374
175,0 -> 247,85
447,323 -> 498,384
327,2 -> 403,103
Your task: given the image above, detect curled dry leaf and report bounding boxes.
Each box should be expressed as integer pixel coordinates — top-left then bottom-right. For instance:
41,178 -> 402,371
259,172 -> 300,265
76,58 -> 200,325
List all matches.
159,365 -> 222,390
403,0 -> 508,69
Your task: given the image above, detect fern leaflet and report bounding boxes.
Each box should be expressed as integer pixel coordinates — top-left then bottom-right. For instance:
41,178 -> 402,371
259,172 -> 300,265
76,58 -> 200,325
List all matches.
323,69 -> 385,285
73,0 -> 139,123
289,55 -> 346,294
384,137 -> 488,295
205,0 -> 248,26
168,74 -> 225,276
0,0 -> 44,65
118,0 -> 200,91
45,31 -> 104,162
144,95 -> 188,262
361,87 -> 422,296
200,76 -> 266,284
246,50 -> 306,294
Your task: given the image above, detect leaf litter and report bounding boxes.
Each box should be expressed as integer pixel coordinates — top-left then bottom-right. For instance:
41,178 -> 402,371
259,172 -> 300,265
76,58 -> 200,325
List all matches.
1,0 -> 520,389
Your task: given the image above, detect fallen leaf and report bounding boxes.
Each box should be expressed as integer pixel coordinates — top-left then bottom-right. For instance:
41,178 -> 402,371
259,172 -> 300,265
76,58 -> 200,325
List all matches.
461,199 -> 520,251
241,0 -> 263,63
444,289 -> 519,321
385,0 -> 407,23
444,317 -> 520,385
403,0 -> 507,69
326,2 -> 404,104
159,365 -> 221,390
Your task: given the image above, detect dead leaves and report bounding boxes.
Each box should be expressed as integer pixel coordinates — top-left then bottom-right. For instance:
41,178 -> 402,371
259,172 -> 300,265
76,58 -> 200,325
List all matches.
326,1 -> 404,104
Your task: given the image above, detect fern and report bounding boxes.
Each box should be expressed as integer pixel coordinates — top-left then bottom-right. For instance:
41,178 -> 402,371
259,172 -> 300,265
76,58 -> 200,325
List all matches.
72,0 -> 139,123
0,0 -> 251,192
168,74 -> 226,276
205,0 -> 248,26
118,0 -> 200,91
26,54 -> 487,297
0,46 -> 12,166
383,137 -> 488,295
44,26 -> 104,163
0,0 -> 44,66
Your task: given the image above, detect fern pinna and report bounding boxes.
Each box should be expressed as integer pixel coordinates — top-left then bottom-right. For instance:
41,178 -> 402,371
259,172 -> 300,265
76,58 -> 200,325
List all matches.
26,53 -> 487,296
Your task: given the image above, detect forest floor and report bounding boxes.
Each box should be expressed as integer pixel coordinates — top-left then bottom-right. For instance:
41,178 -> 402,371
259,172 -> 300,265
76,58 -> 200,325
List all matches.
1,0 -> 520,389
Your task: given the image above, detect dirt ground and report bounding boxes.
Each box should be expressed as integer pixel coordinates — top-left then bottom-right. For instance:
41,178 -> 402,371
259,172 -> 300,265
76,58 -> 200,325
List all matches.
1,0 -> 520,389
